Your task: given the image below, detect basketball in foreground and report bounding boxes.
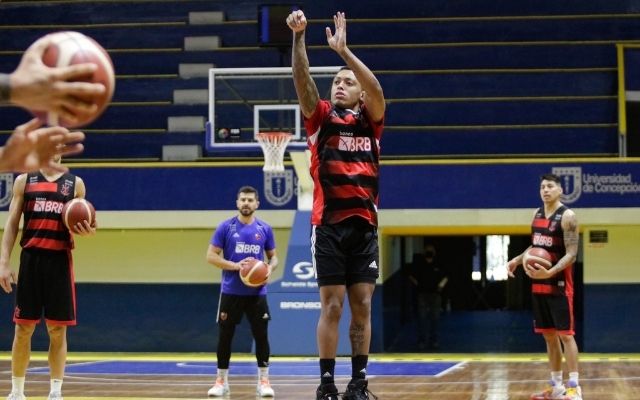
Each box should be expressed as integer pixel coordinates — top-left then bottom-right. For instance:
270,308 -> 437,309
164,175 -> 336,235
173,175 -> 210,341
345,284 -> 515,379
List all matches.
524,247 -> 553,270
33,31 -> 115,127
61,198 -> 96,233
240,259 -> 270,287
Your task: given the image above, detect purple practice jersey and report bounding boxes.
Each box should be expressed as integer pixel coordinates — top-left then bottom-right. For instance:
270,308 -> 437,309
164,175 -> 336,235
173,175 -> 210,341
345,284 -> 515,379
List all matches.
211,216 -> 276,295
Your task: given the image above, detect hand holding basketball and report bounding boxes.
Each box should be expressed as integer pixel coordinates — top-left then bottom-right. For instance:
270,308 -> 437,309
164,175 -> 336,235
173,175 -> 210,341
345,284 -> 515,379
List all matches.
61,198 -> 96,235
239,258 -> 271,287
15,31 -> 114,128
523,247 -> 553,279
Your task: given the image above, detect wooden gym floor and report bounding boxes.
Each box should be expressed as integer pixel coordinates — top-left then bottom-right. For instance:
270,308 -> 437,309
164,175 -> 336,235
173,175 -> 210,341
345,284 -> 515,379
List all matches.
1,352 -> 639,399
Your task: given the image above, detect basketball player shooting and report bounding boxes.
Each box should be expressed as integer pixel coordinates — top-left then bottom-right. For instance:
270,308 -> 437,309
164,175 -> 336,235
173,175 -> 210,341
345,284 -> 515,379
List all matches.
287,10 -> 385,400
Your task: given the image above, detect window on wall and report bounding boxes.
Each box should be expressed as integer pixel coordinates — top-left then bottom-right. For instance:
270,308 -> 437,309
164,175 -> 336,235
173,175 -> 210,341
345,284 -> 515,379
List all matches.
471,236 -> 482,281
471,235 -> 510,281
486,235 -> 509,281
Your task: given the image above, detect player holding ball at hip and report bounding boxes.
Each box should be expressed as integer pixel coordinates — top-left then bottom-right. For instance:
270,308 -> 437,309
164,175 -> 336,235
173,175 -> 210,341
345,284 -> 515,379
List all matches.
0,155 -> 96,400
205,186 -> 278,398
506,173 -> 582,400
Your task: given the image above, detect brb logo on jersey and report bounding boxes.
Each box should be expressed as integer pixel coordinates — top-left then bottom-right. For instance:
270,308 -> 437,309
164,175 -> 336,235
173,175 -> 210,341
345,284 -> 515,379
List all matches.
532,232 -> 553,247
235,242 -> 261,255
338,135 -> 371,152
33,198 -> 64,213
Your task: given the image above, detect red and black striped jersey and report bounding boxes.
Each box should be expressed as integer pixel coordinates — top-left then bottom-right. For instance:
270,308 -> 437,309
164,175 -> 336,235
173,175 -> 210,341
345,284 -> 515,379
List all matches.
305,100 -> 384,226
20,172 -> 76,251
530,205 -> 574,296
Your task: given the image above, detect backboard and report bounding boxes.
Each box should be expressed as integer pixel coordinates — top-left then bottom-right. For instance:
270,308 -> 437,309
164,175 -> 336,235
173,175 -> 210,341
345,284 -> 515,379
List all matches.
205,66 -> 341,151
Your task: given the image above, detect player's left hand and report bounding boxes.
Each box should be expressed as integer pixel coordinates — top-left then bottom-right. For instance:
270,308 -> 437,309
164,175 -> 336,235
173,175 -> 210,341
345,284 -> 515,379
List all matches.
73,219 -> 96,236
326,12 -> 347,54
524,262 -> 553,279
265,263 -> 273,281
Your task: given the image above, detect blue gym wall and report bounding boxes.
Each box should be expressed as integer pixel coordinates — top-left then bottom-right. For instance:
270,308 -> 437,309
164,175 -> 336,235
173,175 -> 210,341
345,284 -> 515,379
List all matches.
0,160 -> 638,353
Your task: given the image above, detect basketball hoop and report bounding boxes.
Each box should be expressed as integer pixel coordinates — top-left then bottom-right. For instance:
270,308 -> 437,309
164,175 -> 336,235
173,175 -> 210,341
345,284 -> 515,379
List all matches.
257,132 -> 293,172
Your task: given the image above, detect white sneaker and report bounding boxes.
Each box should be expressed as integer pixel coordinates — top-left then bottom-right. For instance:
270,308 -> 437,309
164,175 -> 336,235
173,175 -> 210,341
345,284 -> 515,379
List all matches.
530,381 -> 566,399
6,393 -> 26,400
257,378 -> 275,397
207,378 -> 230,397
47,392 -> 63,400
564,381 -> 582,400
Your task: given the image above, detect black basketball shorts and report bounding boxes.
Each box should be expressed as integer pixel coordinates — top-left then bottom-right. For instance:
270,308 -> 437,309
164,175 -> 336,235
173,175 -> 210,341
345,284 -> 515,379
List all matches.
14,248 -> 76,325
311,216 -> 380,287
532,293 -> 574,335
216,293 -> 271,327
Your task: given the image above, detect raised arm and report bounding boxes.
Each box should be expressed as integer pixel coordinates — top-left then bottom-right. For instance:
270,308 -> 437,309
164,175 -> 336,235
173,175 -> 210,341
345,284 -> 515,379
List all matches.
326,12 -> 385,122
287,10 -> 320,118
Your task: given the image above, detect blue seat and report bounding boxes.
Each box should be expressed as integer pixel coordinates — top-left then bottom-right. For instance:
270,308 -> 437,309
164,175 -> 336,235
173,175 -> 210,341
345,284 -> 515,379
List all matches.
0,0 -> 631,159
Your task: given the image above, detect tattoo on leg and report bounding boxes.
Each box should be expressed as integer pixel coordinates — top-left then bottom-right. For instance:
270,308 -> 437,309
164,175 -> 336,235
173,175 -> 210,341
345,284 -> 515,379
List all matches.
350,324 -> 365,353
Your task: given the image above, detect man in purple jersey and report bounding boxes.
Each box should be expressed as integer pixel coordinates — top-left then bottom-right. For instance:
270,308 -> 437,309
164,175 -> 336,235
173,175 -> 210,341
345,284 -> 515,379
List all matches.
205,186 -> 278,398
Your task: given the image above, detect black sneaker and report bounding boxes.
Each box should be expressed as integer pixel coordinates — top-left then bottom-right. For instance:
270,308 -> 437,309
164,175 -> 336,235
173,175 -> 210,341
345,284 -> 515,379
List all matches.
316,383 -> 339,400
343,379 -> 378,400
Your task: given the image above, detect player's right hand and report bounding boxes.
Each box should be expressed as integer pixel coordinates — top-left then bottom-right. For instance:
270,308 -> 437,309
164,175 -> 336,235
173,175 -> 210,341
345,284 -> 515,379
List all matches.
286,10 -> 307,33
0,265 -> 16,294
506,259 -> 518,278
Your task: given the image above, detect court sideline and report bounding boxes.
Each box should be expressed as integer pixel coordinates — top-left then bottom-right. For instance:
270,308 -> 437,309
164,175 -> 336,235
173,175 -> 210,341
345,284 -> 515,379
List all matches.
1,352 -> 639,399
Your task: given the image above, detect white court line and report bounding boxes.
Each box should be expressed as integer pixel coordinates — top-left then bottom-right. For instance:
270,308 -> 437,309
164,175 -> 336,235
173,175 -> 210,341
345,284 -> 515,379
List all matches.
435,361 -> 467,377
28,360 -> 112,373
56,374 -> 640,386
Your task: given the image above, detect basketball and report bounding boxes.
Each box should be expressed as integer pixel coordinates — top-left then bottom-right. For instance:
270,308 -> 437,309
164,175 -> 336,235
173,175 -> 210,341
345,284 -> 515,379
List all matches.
33,31 -> 115,128
61,198 -> 96,233
524,247 -> 553,270
240,258 -> 271,287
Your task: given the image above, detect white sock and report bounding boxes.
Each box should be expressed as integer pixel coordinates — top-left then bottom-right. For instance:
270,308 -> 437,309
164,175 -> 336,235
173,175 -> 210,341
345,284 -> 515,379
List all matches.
217,368 -> 228,382
11,376 -> 25,394
551,371 -> 563,386
568,371 -> 579,385
51,378 -> 63,393
259,367 -> 269,380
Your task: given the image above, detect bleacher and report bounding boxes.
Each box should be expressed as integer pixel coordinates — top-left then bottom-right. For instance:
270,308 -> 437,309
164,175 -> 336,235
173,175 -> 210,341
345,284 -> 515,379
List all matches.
1,0 -> 638,160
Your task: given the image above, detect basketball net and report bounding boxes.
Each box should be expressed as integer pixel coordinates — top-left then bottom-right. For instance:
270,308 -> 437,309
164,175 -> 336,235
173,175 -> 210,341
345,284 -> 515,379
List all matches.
257,132 -> 292,172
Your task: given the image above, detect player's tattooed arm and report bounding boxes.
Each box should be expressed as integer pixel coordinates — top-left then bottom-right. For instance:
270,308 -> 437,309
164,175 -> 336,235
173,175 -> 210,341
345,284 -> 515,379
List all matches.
287,10 -> 320,118
291,32 -> 320,118
553,210 -> 579,272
